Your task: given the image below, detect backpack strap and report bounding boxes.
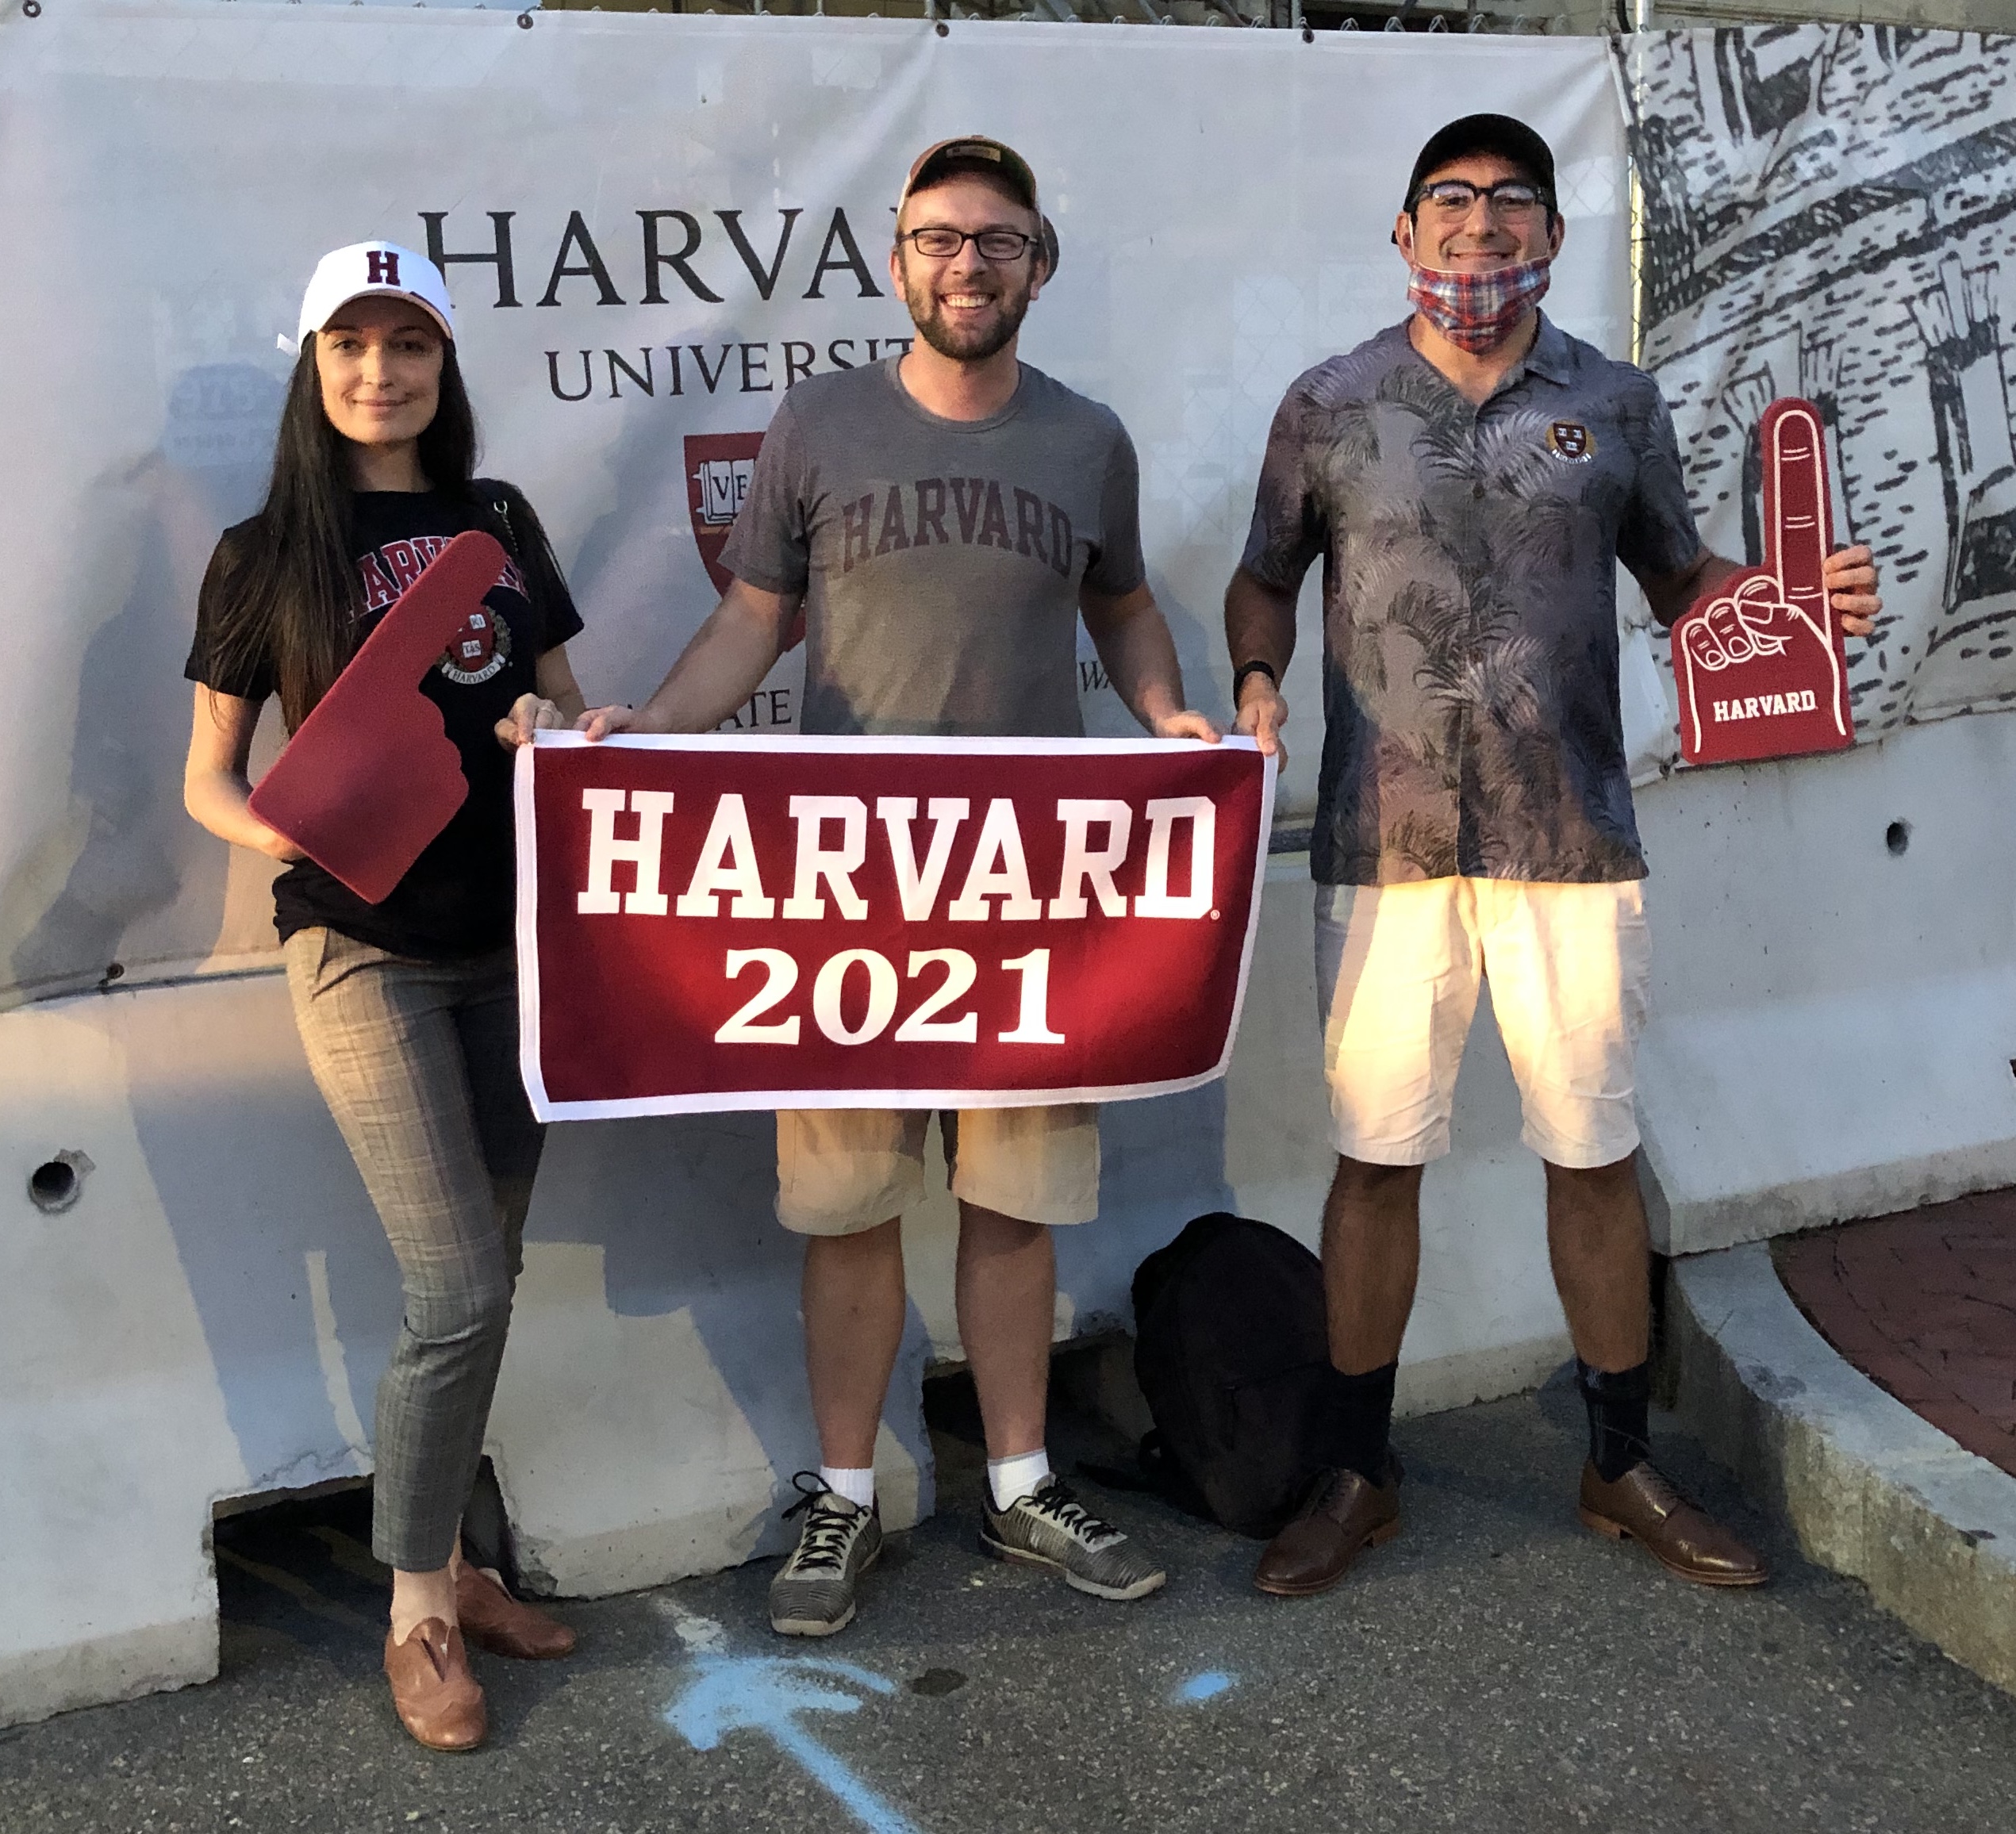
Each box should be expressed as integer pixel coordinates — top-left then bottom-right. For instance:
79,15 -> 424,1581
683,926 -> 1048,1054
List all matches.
471,477 -> 522,561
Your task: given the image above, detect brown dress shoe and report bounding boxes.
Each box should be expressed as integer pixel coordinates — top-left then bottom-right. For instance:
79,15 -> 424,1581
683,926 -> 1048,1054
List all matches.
1578,1460 -> 1768,1587
383,1619 -> 486,1752
1253,1460 -> 1402,1598
455,1565 -> 578,1660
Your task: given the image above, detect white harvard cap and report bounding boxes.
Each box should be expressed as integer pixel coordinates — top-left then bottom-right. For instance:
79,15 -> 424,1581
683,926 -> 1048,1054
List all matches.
297,241 -> 455,345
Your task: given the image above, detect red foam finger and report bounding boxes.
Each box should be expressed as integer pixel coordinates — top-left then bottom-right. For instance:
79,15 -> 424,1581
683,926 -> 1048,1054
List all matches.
1671,395 -> 1853,766
1761,397 -> 1833,621
249,530 -> 505,903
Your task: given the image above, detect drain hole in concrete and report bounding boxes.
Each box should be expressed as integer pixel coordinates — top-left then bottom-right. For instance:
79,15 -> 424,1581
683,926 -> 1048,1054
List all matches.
1885,820 -> 1911,855
29,1157 -> 83,1213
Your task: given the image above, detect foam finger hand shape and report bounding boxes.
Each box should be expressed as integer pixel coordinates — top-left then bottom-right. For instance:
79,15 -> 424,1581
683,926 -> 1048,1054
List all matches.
1672,398 -> 1853,765
248,531 -> 505,903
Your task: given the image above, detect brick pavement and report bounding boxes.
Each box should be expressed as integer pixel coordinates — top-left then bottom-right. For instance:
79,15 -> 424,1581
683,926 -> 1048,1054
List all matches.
1776,1188 -> 2016,1479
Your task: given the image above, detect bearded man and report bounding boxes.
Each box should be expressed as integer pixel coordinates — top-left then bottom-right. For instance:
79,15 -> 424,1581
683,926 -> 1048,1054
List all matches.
1224,114 -> 1880,1598
578,137 -> 1215,1636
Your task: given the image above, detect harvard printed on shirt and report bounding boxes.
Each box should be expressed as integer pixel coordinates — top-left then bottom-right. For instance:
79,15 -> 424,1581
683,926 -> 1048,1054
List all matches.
835,475 -> 1081,579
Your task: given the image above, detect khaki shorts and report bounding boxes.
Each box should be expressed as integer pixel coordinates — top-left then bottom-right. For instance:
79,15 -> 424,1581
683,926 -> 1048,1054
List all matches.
775,1105 -> 1101,1237
1315,877 -> 1651,1171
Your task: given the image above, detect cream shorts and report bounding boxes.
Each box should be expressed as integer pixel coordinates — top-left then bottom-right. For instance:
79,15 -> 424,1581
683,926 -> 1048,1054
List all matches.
1314,877 -> 1651,1171
774,1104 -> 1101,1237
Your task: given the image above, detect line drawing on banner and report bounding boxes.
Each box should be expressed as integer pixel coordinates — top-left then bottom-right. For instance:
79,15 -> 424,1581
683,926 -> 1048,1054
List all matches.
1619,25 -> 2016,758
659,1602 -> 927,1834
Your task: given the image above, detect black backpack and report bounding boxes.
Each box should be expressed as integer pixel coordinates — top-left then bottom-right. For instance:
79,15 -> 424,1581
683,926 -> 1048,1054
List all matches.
1130,1212 -> 1337,1539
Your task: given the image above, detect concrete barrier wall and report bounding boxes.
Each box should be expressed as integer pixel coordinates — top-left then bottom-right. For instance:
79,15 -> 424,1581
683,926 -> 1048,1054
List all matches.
0,851 -> 1578,1727
0,971 -> 938,1727
7,713 -> 2013,1726
1634,710 -> 2016,1255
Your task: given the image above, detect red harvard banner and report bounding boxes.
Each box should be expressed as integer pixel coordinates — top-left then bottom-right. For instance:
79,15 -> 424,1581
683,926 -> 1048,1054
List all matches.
514,734 -> 1277,1120
1672,397 -> 1854,766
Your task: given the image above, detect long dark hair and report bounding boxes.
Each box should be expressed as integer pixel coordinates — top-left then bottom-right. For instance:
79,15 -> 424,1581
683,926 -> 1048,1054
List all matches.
205,331 -> 479,731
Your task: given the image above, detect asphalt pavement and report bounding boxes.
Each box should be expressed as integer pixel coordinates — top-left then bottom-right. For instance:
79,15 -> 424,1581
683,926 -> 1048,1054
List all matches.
5,1366 -> 2014,1834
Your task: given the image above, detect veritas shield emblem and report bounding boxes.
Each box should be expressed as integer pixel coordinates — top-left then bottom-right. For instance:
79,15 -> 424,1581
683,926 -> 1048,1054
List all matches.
685,432 -> 765,596
1546,420 -> 1594,462
436,604 -> 509,686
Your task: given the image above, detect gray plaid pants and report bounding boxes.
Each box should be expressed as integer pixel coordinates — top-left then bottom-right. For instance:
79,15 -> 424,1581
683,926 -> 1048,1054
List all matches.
284,927 -> 543,1571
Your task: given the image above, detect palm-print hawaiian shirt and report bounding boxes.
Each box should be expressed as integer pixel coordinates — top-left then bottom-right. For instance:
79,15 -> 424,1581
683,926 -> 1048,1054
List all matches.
1241,317 -> 1701,886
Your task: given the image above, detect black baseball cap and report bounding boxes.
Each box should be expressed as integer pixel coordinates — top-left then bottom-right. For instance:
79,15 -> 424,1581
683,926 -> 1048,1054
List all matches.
1404,114 -> 1557,209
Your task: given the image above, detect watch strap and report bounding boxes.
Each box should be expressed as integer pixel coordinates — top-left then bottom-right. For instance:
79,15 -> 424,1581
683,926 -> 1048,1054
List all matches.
1232,659 -> 1279,700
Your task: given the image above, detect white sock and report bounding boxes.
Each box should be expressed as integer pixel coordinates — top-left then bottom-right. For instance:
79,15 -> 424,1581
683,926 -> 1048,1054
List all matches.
988,1448 -> 1052,1512
819,1465 -> 875,1510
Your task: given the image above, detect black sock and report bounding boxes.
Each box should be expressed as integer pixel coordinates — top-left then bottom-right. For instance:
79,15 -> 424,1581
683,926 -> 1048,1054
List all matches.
1576,1357 -> 1651,1482
1319,1361 -> 1398,1483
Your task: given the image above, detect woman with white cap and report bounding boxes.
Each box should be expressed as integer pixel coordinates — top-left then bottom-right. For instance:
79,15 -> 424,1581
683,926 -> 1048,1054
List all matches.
182,241 -> 585,1752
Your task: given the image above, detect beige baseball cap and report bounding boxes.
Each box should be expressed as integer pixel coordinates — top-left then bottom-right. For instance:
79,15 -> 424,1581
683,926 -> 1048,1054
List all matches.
298,240 -> 455,345
900,136 -> 1059,276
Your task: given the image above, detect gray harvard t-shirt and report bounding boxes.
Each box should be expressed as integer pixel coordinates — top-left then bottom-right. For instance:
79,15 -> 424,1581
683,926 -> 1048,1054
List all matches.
720,358 -> 1146,737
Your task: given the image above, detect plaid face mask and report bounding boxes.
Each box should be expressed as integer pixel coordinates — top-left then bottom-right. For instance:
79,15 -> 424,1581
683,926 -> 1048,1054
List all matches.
1407,255 -> 1552,353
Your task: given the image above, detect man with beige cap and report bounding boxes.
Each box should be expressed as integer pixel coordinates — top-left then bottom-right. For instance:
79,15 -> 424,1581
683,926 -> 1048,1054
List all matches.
578,137 -> 1215,1635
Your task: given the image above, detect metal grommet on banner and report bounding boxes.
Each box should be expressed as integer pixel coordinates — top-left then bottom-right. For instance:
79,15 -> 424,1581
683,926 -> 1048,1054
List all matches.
517,10 -> 534,26
935,17 -> 948,33
1301,22 -> 1312,39
23,1 -> 44,17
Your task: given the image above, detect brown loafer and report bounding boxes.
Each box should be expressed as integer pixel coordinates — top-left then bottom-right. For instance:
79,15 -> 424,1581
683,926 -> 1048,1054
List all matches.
455,1564 -> 578,1660
383,1619 -> 486,1752
1579,1460 -> 1768,1587
1253,1460 -> 1402,1598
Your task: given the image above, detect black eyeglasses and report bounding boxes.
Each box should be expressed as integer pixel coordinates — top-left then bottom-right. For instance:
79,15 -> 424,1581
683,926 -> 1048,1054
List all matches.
1412,179 -> 1549,218
899,227 -> 1039,263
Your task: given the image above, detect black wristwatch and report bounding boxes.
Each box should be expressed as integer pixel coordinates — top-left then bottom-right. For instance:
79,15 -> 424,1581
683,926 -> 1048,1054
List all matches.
1232,659 -> 1279,702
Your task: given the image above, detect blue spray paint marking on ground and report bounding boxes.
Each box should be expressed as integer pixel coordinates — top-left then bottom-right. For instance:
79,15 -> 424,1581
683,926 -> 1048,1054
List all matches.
1173,1670 -> 1236,1705
666,1651 -> 925,1834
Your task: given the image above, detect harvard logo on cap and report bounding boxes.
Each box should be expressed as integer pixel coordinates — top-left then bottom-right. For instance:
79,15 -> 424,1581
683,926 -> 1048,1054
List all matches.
298,240 -> 457,346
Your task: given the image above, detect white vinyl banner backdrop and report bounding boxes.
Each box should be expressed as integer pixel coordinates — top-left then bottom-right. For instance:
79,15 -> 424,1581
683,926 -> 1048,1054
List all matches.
0,3 -> 1629,1007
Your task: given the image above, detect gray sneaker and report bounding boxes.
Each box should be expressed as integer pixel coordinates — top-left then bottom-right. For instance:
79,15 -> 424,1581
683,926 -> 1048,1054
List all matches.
768,1473 -> 882,1637
980,1476 -> 1166,1601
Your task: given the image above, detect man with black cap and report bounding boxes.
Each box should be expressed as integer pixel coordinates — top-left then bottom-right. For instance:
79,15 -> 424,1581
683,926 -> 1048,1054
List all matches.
1223,114 -> 1880,1598
578,136 -> 1214,1636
